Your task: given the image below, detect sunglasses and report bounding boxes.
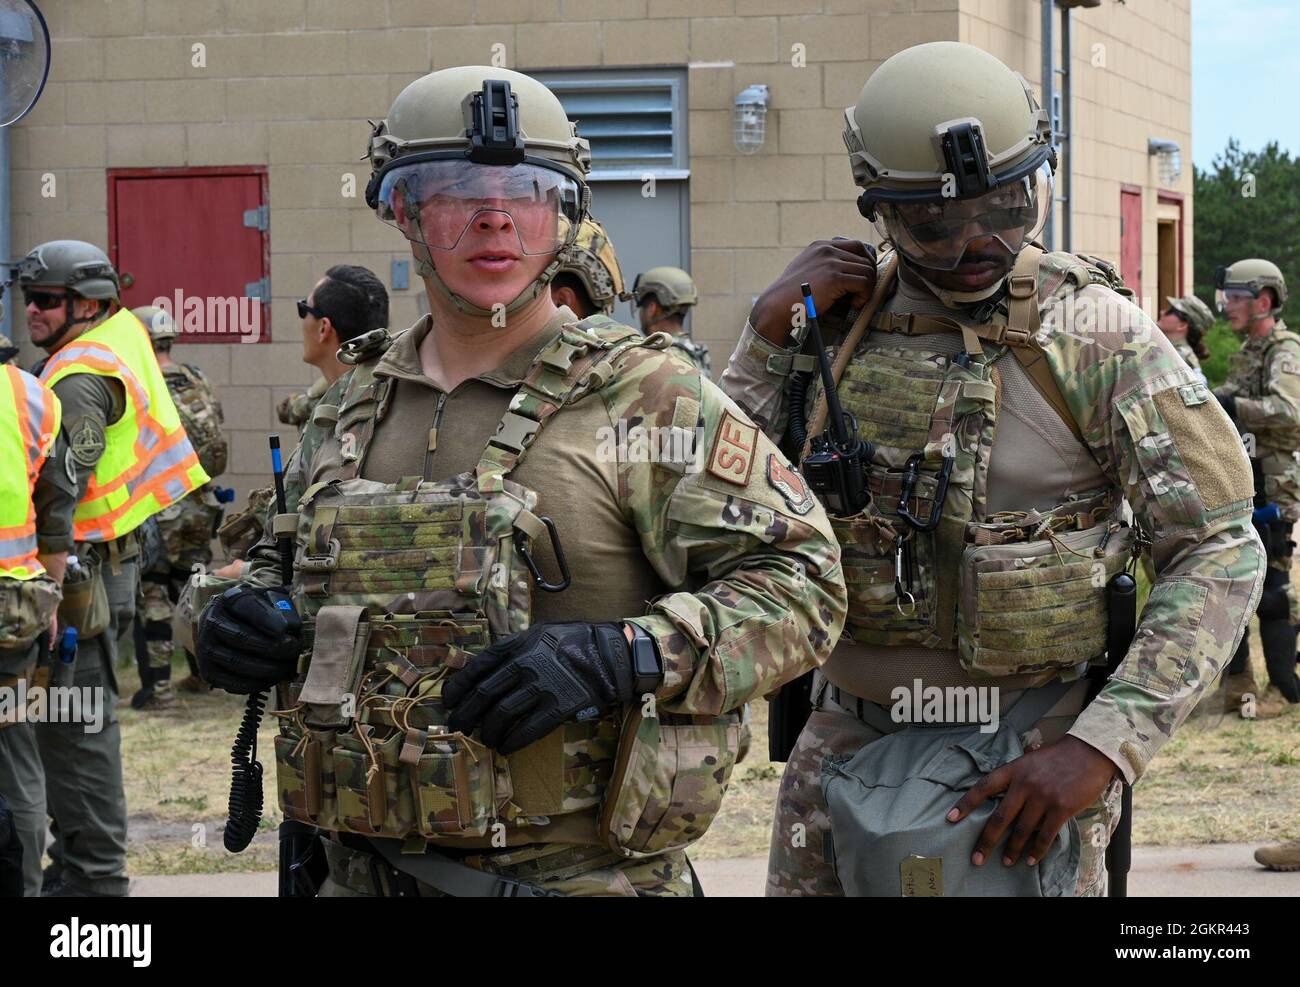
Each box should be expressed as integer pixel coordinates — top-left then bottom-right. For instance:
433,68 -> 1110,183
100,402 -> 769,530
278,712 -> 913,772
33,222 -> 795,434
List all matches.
23,289 -> 69,311
297,298 -> 327,320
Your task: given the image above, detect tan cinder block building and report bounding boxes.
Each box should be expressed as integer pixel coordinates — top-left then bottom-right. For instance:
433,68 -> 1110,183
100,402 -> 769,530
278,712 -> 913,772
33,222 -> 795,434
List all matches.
8,0 -> 1191,508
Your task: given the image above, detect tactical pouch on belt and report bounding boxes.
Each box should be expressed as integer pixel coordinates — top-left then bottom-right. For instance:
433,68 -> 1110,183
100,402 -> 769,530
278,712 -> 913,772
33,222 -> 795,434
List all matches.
957,520 -> 1132,677
57,550 -> 109,640
599,706 -> 742,858
0,575 -> 61,654
821,680 -> 1080,897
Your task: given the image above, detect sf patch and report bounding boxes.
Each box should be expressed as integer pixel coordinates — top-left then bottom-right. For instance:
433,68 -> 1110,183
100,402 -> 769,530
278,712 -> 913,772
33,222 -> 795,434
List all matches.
707,411 -> 757,486
69,416 -> 106,468
767,454 -> 815,515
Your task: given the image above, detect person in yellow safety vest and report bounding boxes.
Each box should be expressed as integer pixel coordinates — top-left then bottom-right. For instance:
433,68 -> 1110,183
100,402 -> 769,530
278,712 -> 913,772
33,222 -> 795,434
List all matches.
0,325 -> 80,897
11,239 -> 208,897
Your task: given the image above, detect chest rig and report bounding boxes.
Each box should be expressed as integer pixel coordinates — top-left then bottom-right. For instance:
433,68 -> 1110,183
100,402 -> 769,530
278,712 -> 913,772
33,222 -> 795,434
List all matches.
271,316 -> 656,844
815,246 -> 1133,677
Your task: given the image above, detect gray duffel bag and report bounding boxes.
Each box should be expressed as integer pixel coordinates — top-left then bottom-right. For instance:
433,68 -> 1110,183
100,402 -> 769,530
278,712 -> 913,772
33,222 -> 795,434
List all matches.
822,679 -> 1081,897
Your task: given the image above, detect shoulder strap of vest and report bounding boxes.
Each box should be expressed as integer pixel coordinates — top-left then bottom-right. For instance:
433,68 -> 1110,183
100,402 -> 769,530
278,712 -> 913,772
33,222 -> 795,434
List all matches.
1003,244 -> 1087,444
333,352 -> 392,482
801,248 -> 900,457
475,319 -> 655,492
1008,345 -> 1084,444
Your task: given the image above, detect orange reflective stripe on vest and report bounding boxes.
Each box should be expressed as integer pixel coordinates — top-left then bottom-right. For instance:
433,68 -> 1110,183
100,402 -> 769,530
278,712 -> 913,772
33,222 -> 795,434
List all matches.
0,364 -> 61,578
39,308 -> 209,542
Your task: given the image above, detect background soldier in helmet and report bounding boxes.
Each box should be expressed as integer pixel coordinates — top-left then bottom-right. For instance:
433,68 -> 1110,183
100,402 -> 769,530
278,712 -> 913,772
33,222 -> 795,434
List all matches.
1157,294 -> 1213,385
13,240 -> 209,896
721,41 -> 1263,897
1213,258 -> 1300,716
193,66 -> 844,897
0,292 -> 78,896
131,305 -> 229,705
632,266 -> 711,375
550,215 -> 629,318
277,265 -> 390,432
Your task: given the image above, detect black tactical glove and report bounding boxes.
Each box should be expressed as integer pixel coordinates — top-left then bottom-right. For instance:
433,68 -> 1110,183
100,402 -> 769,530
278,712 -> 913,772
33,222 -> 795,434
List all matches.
443,622 -> 661,755
196,585 -> 302,695
1214,390 -> 1238,421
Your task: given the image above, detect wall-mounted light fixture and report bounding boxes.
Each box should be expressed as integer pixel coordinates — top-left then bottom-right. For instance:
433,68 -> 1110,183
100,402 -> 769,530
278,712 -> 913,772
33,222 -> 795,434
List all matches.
1148,138 -> 1182,186
733,84 -> 769,155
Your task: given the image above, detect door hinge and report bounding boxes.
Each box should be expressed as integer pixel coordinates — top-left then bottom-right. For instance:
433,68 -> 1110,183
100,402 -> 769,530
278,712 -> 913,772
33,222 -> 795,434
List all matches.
244,277 -> 270,301
243,205 -> 269,231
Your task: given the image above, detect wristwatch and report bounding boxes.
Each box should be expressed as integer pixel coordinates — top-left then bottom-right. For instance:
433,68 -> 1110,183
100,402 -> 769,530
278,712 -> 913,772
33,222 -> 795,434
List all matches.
625,622 -> 663,697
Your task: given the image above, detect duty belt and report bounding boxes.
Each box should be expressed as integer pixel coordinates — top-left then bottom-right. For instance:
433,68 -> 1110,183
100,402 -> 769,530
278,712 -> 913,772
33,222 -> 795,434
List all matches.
330,834 -> 564,897
814,671 -> 1085,735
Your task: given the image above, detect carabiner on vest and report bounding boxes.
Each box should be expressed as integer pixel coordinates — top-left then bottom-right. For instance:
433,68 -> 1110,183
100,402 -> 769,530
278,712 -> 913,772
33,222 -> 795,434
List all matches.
513,514 -> 572,593
896,451 -> 954,532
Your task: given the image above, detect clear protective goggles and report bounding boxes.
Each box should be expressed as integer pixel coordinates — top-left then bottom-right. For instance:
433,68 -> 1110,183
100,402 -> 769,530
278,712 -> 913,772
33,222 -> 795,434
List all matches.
374,158 -> 583,257
873,161 -> 1053,272
1215,287 -> 1256,313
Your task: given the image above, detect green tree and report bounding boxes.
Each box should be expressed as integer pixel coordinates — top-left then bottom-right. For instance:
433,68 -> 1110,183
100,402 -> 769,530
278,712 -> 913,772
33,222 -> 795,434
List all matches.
1191,140 -> 1300,386
1193,139 -> 1300,305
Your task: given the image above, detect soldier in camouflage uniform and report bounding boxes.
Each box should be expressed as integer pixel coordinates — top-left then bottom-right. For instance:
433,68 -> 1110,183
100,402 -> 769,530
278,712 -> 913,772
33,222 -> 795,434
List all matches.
130,306 -> 228,706
1213,259 -> 1300,714
1157,294 -> 1213,385
193,66 -> 845,898
278,266 -> 391,435
632,266 -> 711,377
550,215 -> 629,319
721,43 -> 1264,896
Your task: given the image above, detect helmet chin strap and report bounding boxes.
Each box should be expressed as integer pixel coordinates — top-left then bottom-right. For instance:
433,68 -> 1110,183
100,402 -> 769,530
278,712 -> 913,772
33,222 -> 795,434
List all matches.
905,260 -> 1006,310
413,245 -> 563,319
38,297 -> 101,352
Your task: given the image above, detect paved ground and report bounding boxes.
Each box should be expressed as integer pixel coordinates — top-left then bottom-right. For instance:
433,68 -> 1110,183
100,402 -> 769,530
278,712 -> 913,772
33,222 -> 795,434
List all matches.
128,843 -> 1296,897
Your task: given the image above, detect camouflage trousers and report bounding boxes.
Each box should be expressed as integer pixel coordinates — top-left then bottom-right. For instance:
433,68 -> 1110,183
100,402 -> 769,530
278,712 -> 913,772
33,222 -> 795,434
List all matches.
767,674 -> 1122,897
319,838 -> 698,897
136,575 -> 178,673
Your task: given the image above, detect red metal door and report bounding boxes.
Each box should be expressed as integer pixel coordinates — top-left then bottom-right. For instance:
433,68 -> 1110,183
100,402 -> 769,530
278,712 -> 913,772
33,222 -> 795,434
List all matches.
1119,185 -> 1142,302
108,167 -> 270,343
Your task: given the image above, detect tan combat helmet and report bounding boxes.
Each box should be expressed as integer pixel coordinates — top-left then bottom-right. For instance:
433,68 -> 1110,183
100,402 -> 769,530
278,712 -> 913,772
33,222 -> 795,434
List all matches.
1216,258 -> 1287,316
555,216 -> 628,315
842,42 -> 1056,302
365,65 -> 591,318
632,266 -> 697,317
1166,294 -> 1214,335
132,305 -> 179,350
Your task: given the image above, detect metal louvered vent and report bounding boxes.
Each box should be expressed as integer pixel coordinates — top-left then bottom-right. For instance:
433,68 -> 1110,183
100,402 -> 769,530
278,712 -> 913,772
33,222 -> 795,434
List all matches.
536,71 -> 688,180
